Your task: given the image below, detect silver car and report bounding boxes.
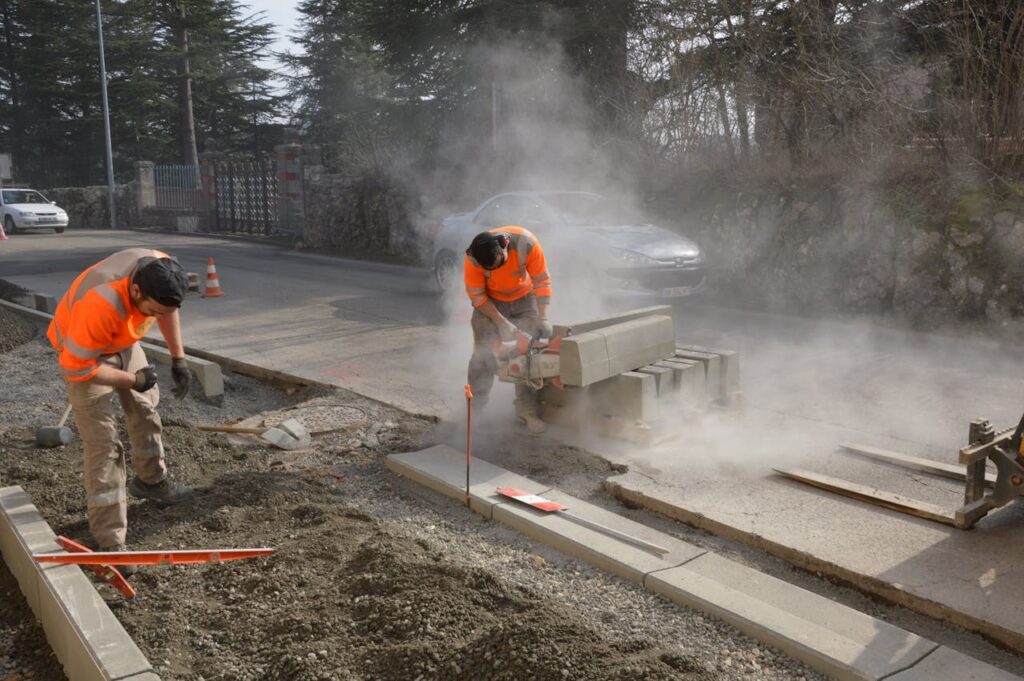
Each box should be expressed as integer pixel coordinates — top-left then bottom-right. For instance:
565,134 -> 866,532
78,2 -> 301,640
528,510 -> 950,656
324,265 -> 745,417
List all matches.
1,188 -> 69,234
431,191 -> 705,298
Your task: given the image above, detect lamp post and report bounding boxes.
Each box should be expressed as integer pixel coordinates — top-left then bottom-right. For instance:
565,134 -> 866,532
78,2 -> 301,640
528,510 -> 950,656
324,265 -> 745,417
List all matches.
94,0 -> 116,229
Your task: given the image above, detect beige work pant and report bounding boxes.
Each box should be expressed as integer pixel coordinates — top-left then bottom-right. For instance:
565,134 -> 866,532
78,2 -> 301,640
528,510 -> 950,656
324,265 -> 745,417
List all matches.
64,343 -> 166,549
468,294 -> 541,418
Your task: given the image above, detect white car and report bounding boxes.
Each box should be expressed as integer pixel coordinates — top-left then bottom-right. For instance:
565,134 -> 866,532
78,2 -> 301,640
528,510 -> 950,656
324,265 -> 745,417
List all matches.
431,191 -> 705,299
1,188 -> 69,234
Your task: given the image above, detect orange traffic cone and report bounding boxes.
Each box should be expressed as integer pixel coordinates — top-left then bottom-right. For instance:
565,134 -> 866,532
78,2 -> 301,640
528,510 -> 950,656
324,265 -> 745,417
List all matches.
202,257 -> 224,298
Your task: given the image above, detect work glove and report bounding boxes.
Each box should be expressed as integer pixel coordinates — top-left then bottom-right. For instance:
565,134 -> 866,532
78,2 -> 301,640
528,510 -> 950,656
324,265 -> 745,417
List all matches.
497,317 -> 519,343
536,318 -> 553,339
171,357 -> 192,400
132,364 -> 158,393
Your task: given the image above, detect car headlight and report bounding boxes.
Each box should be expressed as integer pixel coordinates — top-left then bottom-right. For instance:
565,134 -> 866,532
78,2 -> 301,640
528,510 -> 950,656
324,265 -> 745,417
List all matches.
609,248 -> 658,266
19,211 -> 36,217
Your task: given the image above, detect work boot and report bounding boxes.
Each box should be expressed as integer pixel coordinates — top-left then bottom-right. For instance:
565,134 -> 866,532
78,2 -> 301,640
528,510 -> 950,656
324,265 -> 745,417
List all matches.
99,544 -> 136,578
517,412 -> 547,434
129,477 -> 194,506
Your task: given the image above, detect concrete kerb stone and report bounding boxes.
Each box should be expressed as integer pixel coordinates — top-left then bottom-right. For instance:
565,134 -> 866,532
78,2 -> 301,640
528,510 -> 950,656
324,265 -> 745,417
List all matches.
677,344 -> 740,395
0,297 -> 224,398
636,364 -> 674,396
647,552 -> 937,681
658,359 -> 706,408
385,445 -> 549,519
138,340 -> 223,398
553,304 -> 673,338
387,447 -> 1016,681
673,349 -> 721,399
589,371 -> 659,422
559,315 -> 676,387
886,646 -> 1022,681
0,486 -> 158,681
494,490 -> 705,584
34,293 -> 57,314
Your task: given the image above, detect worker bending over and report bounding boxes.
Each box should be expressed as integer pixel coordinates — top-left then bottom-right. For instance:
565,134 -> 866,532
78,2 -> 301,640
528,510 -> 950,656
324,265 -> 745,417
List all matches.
464,226 -> 553,433
47,248 -> 194,559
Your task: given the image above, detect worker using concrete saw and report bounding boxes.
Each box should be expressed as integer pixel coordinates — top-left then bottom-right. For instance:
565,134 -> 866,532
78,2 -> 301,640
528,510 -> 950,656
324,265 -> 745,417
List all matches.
47,248 -> 194,561
465,226 -> 553,433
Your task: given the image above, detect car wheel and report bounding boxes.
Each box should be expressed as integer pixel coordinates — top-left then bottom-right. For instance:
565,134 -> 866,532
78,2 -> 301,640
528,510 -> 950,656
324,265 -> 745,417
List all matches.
3,216 -> 16,235
54,227 -> 65,234
434,250 -> 460,291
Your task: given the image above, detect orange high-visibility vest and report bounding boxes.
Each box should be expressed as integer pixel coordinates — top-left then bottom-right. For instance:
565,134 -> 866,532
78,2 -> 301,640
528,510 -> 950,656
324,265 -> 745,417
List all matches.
464,226 -> 552,308
47,248 -> 170,382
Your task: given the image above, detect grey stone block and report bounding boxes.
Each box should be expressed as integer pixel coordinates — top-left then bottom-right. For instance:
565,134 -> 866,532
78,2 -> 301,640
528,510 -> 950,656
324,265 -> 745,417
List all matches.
636,365 -> 673,396
494,488 -> 705,585
559,315 -> 675,387
557,330 -> 610,387
887,646 -> 1021,681
1,486 -> 156,681
678,345 -> 740,397
42,566 -> 153,680
674,349 -> 721,398
139,340 -> 224,398
554,305 -> 672,338
647,552 -> 937,681
661,359 -> 706,407
34,293 -> 57,314
386,445 -> 550,519
589,371 -> 659,421
605,316 -> 676,376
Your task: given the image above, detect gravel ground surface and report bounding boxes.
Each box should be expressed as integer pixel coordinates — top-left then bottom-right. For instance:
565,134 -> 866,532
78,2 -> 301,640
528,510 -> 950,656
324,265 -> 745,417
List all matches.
0,305 -> 823,681
2,302 -> 1020,681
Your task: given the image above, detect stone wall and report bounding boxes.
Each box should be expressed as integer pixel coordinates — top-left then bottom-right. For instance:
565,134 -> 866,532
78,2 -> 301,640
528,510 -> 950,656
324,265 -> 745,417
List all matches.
301,170 -> 424,262
44,184 -> 134,229
686,181 -> 1024,325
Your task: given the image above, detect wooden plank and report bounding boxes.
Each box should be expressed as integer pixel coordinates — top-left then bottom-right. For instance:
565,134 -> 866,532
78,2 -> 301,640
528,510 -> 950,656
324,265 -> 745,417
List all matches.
773,467 -> 957,526
839,442 -> 996,485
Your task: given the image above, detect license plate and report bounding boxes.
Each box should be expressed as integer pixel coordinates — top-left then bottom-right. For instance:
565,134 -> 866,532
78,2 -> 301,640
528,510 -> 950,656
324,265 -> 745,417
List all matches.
38,217 -> 57,223
661,286 -> 691,297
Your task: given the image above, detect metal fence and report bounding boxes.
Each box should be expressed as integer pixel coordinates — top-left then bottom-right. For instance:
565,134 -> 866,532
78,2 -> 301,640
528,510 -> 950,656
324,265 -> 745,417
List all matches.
154,165 -> 202,211
213,159 -> 277,235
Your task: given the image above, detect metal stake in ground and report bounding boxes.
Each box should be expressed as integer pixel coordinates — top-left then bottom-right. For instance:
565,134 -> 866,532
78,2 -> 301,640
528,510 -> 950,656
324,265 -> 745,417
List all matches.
465,384 -> 473,508
496,488 -> 669,555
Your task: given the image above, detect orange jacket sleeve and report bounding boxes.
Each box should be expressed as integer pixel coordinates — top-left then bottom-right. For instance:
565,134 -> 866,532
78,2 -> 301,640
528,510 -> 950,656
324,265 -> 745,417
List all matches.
526,241 -> 552,302
464,254 -> 489,307
58,292 -> 121,382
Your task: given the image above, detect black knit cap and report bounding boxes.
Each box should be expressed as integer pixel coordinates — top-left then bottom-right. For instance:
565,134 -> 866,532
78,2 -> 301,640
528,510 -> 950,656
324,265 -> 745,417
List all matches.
133,257 -> 189,308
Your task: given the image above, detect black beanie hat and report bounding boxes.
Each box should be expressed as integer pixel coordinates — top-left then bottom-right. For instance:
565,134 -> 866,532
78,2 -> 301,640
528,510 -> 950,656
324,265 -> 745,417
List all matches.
133,257 -> 189,308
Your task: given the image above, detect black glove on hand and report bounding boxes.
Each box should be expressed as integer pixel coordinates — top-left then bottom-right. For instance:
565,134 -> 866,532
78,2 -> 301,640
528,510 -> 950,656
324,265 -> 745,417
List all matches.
171,357 -> 192,399
536,318 -> 553,339
133,364 -> 158,393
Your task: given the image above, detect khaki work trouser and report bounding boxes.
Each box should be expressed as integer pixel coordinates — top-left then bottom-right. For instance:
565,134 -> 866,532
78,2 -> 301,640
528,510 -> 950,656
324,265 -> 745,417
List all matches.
64,343 -> 166,549
468,293 -> 541,418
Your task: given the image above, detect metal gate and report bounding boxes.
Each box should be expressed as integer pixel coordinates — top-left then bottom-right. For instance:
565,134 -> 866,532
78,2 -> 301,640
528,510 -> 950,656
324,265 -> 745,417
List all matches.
154,165 -> 201,211
213,159 -> 277,234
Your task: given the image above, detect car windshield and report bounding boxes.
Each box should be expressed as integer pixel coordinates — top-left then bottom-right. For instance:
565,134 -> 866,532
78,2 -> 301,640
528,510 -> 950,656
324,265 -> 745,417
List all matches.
3,189 -> 48,204
543,193 -> 636,226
